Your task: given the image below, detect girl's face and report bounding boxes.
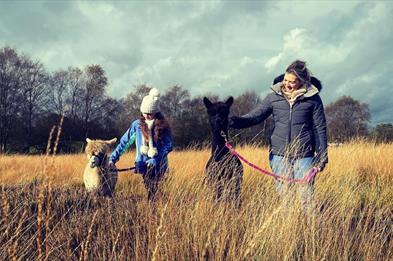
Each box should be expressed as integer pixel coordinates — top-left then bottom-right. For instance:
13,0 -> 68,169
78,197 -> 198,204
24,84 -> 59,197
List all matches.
143,113 -> 154,120
283,72 -> 301,92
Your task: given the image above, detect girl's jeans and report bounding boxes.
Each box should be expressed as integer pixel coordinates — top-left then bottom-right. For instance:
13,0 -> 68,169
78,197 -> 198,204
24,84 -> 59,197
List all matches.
136,158 -> 169,201
269,154 -> 315,211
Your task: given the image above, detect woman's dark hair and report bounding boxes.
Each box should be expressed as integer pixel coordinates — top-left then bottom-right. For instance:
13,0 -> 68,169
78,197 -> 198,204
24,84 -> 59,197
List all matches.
286,59 -> 311,85
140,112 -> 170,143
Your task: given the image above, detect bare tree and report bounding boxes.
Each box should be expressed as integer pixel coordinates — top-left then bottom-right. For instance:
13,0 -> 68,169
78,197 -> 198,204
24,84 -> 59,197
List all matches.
81,64 -> 107,138
230,91 -> 272,146
47,67 -> 84,118
160,85 -> 190,119
371,123 -> 393,143
96,97 -> 124,138
231,91 -> 260,116
66,67 -> 84,120
176,96 -> 211,148
325,95 -> 370,142
19,57 -> 49,150
48,69 -> 69,115
120,84 -> 151,129
0,47 -> 24,153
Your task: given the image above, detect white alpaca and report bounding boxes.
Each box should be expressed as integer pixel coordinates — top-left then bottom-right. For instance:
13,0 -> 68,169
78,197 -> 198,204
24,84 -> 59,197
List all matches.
83,138 -> 117,196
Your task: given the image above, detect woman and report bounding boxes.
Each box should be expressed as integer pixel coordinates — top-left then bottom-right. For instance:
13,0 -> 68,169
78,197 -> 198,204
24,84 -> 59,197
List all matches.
109,88 -> 173,201
230,60 -> 328,208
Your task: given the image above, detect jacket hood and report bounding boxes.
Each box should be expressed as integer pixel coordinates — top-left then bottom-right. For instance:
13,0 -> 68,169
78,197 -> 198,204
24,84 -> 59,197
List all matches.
272,73 -> 323,91
271,73 -> 322,98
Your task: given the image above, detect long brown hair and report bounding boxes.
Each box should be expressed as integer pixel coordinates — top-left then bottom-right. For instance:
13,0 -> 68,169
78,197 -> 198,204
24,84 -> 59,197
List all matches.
140,112 -> 171,143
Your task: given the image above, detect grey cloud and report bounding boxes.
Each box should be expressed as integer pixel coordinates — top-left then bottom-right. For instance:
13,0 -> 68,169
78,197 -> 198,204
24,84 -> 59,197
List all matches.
322,3 -> 393,124
0,1 -> 87,46
309,2 -> 372,43
1,1 -> 393,124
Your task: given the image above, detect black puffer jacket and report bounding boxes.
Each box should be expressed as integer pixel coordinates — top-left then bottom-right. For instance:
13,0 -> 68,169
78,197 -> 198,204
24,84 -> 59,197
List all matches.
231,75 -> 328,169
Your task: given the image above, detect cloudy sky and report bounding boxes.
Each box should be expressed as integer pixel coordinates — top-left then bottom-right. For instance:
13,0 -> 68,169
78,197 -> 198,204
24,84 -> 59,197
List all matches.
1,1 -> 392,124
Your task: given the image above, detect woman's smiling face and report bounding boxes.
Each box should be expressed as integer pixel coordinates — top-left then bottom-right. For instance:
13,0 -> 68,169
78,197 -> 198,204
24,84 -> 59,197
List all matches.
283,72 -> 301,92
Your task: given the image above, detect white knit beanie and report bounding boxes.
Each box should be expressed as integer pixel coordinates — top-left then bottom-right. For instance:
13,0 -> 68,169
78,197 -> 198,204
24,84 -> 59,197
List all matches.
140,88 -> 160,114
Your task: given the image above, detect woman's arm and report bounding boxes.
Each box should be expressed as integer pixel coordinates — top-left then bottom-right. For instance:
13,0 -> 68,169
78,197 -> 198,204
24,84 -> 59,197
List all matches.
230,94 -> 273,129
313,96 -> 328,170
109,121 -> 137,163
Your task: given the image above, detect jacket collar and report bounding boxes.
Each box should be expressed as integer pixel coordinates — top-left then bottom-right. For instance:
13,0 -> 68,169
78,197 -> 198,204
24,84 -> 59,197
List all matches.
271,82 -> 319,98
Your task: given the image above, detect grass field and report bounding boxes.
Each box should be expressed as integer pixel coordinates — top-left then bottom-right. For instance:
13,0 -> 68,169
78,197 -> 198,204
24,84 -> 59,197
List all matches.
0,141 -> 392,260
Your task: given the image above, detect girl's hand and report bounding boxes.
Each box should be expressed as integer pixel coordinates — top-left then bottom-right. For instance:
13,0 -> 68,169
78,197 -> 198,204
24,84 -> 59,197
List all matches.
146,159 -> 156,167
108,161 -> 116,170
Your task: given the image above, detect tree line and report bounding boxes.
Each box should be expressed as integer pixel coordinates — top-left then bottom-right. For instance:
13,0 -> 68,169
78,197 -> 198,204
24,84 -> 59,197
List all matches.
0,46 -> 391,154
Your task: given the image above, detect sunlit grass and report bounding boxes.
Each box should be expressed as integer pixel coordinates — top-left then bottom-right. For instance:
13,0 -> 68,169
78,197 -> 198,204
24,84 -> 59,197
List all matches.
0,141 -> 392,260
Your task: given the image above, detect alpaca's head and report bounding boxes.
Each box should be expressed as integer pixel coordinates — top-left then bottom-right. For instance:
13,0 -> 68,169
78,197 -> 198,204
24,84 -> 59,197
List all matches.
203,96 -> 233,132
85,138 -> 117,168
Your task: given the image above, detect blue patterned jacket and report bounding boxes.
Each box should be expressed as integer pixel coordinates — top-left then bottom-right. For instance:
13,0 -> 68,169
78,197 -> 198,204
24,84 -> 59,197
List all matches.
109,119 -> 173,174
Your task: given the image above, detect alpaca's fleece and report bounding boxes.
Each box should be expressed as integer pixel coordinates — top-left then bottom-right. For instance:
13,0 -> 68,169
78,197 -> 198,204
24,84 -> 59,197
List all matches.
83,138 -> 117,196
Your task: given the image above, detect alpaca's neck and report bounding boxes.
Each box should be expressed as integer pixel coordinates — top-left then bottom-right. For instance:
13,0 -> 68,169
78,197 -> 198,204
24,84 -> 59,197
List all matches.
99,154 -> 109,169
211,128 -> 229,161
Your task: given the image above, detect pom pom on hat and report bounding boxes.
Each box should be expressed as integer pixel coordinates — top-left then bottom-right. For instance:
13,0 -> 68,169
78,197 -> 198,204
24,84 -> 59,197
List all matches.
140,88 -> 161,114
149,88 -> 160,98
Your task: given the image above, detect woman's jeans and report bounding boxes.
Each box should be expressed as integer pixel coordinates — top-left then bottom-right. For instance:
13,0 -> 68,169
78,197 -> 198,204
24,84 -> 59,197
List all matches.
269,154 -> 315,211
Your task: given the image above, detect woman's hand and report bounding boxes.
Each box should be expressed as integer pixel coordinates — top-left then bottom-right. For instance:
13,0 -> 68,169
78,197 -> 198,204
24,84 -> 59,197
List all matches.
229,116 -> 241,129
317,162 -> 326,172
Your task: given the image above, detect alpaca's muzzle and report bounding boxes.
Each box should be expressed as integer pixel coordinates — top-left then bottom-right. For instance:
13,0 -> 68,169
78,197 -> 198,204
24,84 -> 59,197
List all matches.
89,152 -> 105,168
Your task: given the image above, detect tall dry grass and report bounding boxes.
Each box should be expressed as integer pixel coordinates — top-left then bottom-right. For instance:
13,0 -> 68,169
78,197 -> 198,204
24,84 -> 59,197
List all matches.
0,141 -> 392,260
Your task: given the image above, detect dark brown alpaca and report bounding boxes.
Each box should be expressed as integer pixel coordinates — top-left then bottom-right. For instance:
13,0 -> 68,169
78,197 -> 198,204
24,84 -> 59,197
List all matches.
203,97 -> 243,207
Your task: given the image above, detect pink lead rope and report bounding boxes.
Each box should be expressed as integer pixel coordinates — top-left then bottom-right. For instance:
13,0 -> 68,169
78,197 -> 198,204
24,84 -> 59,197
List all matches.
224,141 -> 318,184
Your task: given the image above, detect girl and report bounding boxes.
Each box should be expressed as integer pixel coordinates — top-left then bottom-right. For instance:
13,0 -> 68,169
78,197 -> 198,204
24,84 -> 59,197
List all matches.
109,88 -> 173,200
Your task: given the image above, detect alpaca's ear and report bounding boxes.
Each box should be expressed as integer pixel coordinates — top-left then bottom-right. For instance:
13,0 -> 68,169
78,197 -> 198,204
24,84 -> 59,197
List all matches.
86,138 -> 92,143
203,97 -> 213,108
225,96 -> 234,106
107,138 -> 117,145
